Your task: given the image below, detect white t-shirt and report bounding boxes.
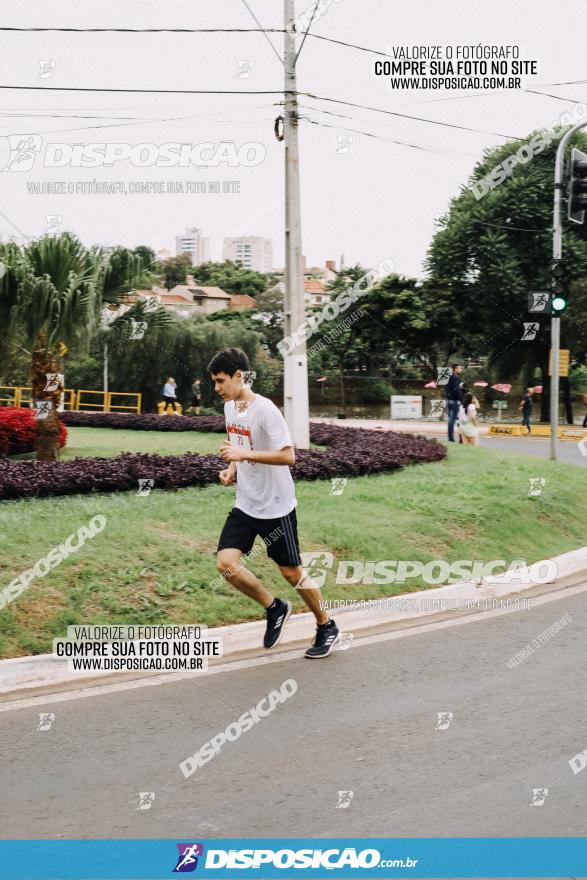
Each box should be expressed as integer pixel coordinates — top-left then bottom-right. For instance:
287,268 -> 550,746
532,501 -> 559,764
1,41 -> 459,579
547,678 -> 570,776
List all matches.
163,382 -> 176,398
224,394 -> 296,519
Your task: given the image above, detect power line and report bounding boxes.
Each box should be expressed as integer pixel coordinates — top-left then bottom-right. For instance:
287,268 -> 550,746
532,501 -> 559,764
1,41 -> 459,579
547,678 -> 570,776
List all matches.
297,104 -> 477,155
0,101 -> 278,123
295,0 -> 321,63
523,88 -> 586,104
306,32 -> 393,57
0,83 -> 522,139
239,0 -> 283,66
299,113 -> 478,157
2,23 -> 585,95
0,85 -> 288,95
472,218 -> 551,233
301,92 -> 523,140
299,100 -> 476,142
0,111 -> 148,121
0,26 -> 285,33
542,77 -> 587,87
0,102 -> 280,137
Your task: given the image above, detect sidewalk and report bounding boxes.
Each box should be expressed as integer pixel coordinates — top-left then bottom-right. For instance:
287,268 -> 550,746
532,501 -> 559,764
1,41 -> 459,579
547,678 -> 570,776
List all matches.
311,416 -> 489,436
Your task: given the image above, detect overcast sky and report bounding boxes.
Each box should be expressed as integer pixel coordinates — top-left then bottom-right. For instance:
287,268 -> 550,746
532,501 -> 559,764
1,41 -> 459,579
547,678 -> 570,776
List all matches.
0,0 -> 585,278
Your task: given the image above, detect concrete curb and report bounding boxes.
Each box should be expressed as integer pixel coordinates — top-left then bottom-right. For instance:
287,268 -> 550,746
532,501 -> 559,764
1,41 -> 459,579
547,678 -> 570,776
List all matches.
1,545 -> 586,700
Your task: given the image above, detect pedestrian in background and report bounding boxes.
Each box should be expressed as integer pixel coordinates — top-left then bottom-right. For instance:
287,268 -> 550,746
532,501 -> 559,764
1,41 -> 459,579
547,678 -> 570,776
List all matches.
459,392 -> 480,446
188,377 -> 202,415
445,365 -> 463,442
519,387 -> 533,435
161,377 -> 181,415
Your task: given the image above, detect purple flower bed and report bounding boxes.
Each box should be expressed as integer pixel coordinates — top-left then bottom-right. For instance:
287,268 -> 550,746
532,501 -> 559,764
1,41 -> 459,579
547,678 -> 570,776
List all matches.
0,418 -> 445,500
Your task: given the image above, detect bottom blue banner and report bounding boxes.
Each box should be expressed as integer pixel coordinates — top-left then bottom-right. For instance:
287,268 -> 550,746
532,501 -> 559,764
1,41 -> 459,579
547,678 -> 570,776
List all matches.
0,838 -> 586,879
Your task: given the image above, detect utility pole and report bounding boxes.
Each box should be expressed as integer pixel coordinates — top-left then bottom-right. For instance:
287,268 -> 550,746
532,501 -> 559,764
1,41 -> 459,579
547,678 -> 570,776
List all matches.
103,340 -> 108,395
551,120 -> 587,460
283,0 -> 310,448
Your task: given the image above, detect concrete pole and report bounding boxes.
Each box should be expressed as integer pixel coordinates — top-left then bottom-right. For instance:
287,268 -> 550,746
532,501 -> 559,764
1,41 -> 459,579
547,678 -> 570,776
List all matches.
283,0 -> 310,448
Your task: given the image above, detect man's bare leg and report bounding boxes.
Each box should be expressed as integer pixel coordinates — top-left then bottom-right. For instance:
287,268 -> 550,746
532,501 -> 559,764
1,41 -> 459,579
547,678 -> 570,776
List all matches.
278,564 -> 329,625
217,549 -> 274,608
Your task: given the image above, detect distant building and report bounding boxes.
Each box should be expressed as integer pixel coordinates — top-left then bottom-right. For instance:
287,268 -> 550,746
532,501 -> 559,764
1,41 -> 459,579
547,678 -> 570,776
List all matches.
175,227 -> 210,266
155,248 -> 172,262
127,280 -> 230,316
222,236 -> 273,273
165,283 -> 230,315
304,278 -> 332,306
229,294 -> 257,311
273,260 -> 338,304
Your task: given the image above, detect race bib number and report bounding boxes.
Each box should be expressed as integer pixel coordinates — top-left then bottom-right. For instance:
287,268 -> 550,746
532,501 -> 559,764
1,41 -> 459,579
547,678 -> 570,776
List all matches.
227,424 -> 252,451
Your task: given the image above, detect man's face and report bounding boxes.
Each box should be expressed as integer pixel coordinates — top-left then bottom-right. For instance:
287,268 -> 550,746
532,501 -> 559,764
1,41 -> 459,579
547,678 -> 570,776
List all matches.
454,366 -> 463,374
211,370 -> 243,401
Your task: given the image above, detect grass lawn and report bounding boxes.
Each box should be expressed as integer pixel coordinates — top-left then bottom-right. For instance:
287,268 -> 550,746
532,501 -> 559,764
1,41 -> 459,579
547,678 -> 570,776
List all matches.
60,426 -> 224,458
1,441 -> 586,658
57,427 -> 325,460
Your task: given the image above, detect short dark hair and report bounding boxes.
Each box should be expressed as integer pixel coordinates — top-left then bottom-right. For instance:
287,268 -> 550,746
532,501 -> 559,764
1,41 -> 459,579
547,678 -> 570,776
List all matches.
207,347 -> 250,377
451,363 -> 462,371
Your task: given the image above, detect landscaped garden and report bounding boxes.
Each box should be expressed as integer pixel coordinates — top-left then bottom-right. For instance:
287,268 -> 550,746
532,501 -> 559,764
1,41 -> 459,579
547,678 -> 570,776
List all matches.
0,410 -> 585,659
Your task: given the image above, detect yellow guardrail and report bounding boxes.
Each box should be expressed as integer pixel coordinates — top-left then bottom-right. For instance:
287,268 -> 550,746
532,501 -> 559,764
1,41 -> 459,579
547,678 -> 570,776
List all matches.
107,392 -> 142,414
0,386 -> 140,413
76,390 -> 108,411
76,390 -> 142,413
490,424 -> 587,441
0,386 -> 76,409
157,400 -> 183,415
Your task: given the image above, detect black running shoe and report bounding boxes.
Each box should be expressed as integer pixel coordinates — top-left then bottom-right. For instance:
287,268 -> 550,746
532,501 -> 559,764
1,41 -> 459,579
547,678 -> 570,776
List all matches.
304,620 -> 340,658
263,598 -> 292,649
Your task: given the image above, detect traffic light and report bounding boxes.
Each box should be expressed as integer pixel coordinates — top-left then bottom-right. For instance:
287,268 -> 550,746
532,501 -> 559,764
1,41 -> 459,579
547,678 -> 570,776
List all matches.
550,260 -> 568,315
567,147 -> 587,224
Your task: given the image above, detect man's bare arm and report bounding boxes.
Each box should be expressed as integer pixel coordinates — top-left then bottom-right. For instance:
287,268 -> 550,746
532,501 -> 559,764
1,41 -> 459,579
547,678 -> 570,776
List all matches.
220,442 -> 295,466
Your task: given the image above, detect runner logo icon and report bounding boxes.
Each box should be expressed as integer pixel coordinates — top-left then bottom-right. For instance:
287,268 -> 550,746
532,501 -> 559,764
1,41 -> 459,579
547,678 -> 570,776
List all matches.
173,843 -> 204,873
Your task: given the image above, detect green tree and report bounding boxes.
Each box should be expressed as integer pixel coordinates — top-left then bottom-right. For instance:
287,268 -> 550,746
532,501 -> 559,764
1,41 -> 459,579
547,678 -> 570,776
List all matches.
133,245 -> 156,272
0,234 -> 169,459
427,127 -> 587,422
253,284 -> 284,356
191,260 -> 269,296
159,254 -> 192,290
105,313 -> 280,413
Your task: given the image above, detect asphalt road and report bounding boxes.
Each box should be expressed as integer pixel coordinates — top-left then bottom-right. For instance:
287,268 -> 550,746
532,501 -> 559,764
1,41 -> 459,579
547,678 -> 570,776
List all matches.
1,586 -> 586,842
481,434 -> 587,467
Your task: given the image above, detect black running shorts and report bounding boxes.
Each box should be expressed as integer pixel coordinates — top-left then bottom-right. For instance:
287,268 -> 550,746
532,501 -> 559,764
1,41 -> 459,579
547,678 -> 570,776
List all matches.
217,506 -> 302,567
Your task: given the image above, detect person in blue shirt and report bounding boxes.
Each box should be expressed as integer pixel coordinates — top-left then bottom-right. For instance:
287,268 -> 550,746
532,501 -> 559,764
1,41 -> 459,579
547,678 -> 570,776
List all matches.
445,365 -> 463,442
161,377 -> 181,414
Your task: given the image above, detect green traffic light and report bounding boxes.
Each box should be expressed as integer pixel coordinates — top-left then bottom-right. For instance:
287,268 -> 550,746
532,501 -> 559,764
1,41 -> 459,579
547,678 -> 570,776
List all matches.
551,295 -> 567,314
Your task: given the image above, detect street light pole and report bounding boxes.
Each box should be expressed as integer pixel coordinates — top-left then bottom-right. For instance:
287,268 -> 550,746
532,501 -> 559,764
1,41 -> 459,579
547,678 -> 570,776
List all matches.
283,0 -> 310,448
551,121 -> 587,460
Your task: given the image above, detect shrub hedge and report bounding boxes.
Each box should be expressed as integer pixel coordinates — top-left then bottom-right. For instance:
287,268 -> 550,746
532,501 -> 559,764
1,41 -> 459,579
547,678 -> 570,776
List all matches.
0,414 -> 445,500
0,407 -> 67,457
59,411 -> 224,433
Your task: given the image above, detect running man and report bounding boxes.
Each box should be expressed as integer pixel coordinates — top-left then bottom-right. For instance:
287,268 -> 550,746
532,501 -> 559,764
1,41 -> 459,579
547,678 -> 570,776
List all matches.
209,347 -> 339,659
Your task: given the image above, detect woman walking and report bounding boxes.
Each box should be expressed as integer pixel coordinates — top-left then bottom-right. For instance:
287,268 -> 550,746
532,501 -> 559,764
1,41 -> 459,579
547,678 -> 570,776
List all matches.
458,392 -> 480,446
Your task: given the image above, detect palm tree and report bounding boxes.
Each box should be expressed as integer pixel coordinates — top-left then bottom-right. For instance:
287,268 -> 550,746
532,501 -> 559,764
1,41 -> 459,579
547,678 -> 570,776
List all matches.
0,233 -> 170,461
